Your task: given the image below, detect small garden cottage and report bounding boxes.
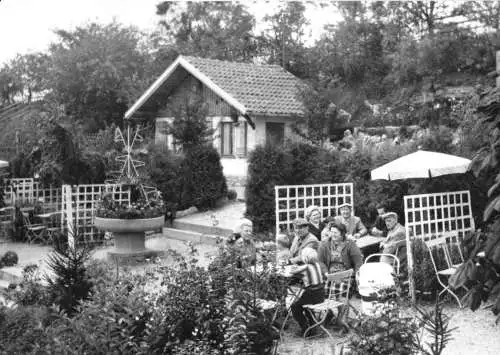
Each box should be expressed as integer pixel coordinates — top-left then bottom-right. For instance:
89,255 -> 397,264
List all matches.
125,55 -> 305,195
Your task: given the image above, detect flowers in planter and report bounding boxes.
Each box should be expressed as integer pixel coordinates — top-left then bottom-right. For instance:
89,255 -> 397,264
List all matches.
95,185 -> 165,219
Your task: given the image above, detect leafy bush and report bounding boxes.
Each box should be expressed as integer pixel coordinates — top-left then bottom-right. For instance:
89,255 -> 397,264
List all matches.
412,238 -> 439,296
7,264 -> 51,307
0,250 -> 18,267
348,302 -> 419,355
347,300 -> 455,355
0,305 -> 55,354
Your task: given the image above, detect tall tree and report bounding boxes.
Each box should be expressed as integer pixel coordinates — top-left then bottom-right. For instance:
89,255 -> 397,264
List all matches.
0,65 -> 22,105
401,1 -> 452,37
261,1 -> 310,76
47,22 -> 148,131
155,1 -> 258,62
8,53 -> 49,103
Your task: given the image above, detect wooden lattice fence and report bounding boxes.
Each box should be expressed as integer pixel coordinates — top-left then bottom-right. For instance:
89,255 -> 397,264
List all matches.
62,184 -> 130,245
275,183 -> 354,234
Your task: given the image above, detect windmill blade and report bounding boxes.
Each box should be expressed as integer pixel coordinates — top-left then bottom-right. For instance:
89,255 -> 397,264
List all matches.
131,127 -> 144,146
131,159 -> 145,167
114,127 -> 125,144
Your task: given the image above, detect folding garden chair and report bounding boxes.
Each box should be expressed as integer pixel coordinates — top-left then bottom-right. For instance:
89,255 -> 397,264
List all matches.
23,213 -> 48,244
425,233 -> 468,308
303,269 -> 354,339
278,285 -> 304,340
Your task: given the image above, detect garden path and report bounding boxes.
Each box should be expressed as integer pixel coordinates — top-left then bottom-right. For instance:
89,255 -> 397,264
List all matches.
277,302 -> 500,355
174,200 -> 246,234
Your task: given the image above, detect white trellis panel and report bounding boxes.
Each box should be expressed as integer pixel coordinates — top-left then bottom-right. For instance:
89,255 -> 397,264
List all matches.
62,184 -> 130,244
32,182 -> 62,211
275,183 -> 354,234
404,190 -> 475,304
404,190 -> 475,242
4,178 -> 35,205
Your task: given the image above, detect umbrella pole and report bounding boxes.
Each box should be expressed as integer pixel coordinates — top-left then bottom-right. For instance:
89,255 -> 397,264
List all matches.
406,229 -> 417,305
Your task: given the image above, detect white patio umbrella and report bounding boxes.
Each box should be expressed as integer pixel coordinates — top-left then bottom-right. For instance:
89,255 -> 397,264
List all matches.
371,150 -> 471,181
370,149 -> 472,305
0,160 -> 8,169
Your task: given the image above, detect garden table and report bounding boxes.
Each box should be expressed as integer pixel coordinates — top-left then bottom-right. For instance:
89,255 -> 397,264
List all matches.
356,235 -> 385,250
35,211 -> 62,243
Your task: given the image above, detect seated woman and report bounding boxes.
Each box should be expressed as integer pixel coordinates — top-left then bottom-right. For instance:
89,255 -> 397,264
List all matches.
226,218 -> 257,268
318,222 -> 364,275
290,248 -> 325,337
333,203 -> 367,240
305,205 -> 327,241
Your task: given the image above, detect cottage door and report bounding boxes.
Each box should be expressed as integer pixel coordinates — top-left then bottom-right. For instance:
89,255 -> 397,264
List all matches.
265,122 -> 285,146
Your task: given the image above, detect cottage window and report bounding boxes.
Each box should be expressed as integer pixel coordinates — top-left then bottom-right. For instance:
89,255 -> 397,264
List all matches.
221,122 -> 233,156
155,118 -> 169,146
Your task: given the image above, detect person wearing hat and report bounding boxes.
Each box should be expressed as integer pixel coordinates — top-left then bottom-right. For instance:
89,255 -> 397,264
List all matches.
333,203 -> 367,239
380,212 -> 406,264
304,205 -> 327,241
288,218 -> 319,265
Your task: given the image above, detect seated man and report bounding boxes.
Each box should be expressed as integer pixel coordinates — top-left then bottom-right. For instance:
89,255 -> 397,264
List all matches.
288,218 -> 319,265
379,212 -> 406,264
290,248 -> 325,337
334,203 -> 367,240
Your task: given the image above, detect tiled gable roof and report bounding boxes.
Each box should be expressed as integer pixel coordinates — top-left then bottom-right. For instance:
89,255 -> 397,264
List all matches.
182,56 -> 304,116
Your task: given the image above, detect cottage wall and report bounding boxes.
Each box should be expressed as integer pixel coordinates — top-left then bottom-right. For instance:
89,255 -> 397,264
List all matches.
152,73 -> 302,198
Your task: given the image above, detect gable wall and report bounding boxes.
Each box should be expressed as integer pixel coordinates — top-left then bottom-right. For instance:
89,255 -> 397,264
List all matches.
157,73 -> 233,117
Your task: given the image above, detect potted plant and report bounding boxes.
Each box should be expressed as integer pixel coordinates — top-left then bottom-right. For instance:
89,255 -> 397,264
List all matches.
94,184 -> 165,261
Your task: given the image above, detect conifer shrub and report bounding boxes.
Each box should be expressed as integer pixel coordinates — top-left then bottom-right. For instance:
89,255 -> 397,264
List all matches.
180,145 -> 227,210
246,144 -> 293,233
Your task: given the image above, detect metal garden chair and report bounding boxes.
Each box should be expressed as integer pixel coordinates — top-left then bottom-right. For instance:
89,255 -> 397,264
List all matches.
425,233 -> 468,308
303,269 -> 354,339
23,213 -> 48,244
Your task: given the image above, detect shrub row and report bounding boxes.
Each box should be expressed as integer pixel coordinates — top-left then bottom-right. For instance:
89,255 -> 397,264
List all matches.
0,244 -> 286,354
246,139 -> 487,234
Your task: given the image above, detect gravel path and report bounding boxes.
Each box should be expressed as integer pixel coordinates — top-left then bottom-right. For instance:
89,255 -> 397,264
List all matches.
278,301 -> 500,355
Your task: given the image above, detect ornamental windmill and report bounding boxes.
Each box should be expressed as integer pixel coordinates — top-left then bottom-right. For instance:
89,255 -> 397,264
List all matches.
113,123 -> 159,203
114,123 -> 145,184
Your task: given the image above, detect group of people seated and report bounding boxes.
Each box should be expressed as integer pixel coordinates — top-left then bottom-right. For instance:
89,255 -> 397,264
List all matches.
276,203 -> 407,336
225,203 -> 407,337
278,203 -> 406,267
